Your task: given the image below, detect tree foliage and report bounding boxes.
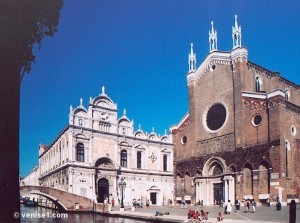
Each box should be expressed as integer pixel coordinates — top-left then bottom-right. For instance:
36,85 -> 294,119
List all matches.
0,0 -> 63,80
0,1 -> 63,222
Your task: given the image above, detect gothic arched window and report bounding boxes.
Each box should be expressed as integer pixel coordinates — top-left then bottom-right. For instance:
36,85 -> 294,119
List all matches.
76,143 -> 84,162
285,140 -> 291,177
255,76 -> 261,92
121,150 -> 127,167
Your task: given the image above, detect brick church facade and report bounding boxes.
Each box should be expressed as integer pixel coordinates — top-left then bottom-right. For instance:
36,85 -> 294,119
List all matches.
171,16 -> 300,206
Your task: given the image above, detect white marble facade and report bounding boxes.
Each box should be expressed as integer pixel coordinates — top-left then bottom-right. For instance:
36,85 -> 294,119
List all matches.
37,87 -> 174,206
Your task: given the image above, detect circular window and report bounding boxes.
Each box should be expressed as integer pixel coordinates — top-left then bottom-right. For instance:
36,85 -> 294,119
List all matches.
252,114 -> 263,126
210,64 -> 216,71
181,136 -> 187,145
291,125 -> 296,136
206,103 -> 227,131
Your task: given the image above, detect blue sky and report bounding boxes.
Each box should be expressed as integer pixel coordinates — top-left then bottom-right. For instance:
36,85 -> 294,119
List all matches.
20,0 -> 300,176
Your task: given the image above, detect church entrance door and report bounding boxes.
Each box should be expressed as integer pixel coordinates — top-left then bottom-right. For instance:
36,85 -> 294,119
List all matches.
150,192 -> 157,205
98,178 -> 109,203
214,183 -> 223,203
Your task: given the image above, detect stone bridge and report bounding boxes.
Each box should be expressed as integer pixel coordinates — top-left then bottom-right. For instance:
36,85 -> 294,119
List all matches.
20,185 -> 108,212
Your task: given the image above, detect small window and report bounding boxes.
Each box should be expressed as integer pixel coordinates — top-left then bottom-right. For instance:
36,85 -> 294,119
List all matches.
137,151 -> 142,169
291,125 -> 296,136
181,136 -> 187,145
252,114 -> 263,127
163,155 -> 168,171
79,119 -> 83,126
121,150 -> 127,167
76,143 -> 84,162
255,76 -> 261,92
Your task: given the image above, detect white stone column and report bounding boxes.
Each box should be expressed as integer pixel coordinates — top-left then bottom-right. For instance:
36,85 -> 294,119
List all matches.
205,179 -> 209,205
195,182 -> 199,203
228,177 -> 235,203
89,136 -> 92,164
224,179 -> 228,203
68,129 -> 73,161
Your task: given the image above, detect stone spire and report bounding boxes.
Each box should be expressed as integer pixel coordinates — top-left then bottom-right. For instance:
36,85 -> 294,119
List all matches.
209,21 -> 217,52
188,43 -> 196,72
101,85 -> 106,95
123,108 -> 126,116
232,15 -> 242,49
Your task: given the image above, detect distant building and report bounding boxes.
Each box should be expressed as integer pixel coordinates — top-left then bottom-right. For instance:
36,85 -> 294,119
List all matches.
38,87 -> 174,205
20,165 -> 39,186
171,15 -> 300,206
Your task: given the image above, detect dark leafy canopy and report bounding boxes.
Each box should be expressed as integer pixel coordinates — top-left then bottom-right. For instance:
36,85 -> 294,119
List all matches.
0,0 -> 63,80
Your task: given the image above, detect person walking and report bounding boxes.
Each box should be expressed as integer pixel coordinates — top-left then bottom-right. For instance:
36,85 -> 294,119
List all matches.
246,200 -> 250,213
111,197 -> 115,207
289,200 -> 296,223
146,199 -> 150,208
252,200 -> 256,213
235,200 -> 240,212
226,200 -> 232,215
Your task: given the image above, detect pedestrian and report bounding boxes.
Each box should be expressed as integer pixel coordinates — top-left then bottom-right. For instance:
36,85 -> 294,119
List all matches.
226,200 -> 232,215
246,200 -> 250,212
266,198 -> 270,207
252,200 -> 256,213
146,199 -> 150,208
140,199 -> 143,208
289,199 -> 296,223
235,200 -> 240,212
111,197 -> 115,207
276,200 -> 281,211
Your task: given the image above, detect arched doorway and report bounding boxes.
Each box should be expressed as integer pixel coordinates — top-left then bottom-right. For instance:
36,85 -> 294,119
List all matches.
97,178 -> 109,203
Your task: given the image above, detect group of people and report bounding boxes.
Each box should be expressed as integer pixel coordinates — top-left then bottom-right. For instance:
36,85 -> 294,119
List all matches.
243,199 -> 257,213
132,198 -> 143,208
187,209 -> 210,221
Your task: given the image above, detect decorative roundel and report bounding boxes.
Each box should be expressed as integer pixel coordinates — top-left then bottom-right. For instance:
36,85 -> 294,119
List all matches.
181,136 -> 187,145
252,114 -> 263,127
291,125 -> 296,136
205,103 -> 227,131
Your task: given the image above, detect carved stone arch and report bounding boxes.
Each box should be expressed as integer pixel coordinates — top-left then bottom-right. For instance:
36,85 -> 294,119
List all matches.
242,162 -> 253,196
73,107 -> 88,115
176,171 -> 183,178
203,157 -> 227,176
228,165 -> 237,173
133,144 -> 146,151
160,148 -> 171,154
194,169 -> 202,177
258,160 -> 270,194
94,157 -> 116,169
74,133 -> 89,140
241,162 -> 254,171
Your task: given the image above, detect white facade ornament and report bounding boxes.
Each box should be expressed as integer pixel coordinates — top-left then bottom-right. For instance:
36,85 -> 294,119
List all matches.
149,153 -> 157,163
188,43 -> 196,72
152,127 -> 155,133
123,108 -> 126,116
138,124 -> 141,130
209,21 -> 217,52
101,85 -> 106,95
232,15 -> 242,49
89,97 -> 92,103
80,98 -> 83,106
70,105 -> 73,112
